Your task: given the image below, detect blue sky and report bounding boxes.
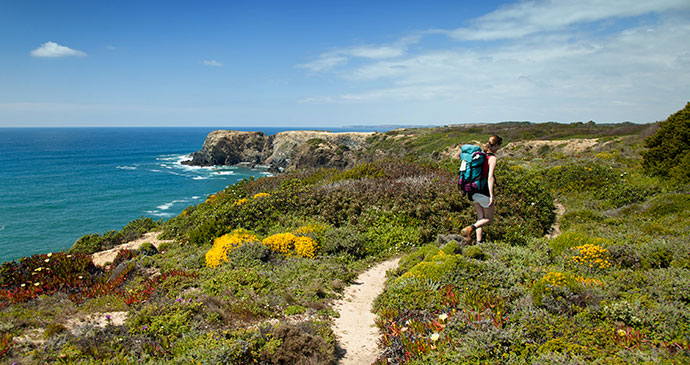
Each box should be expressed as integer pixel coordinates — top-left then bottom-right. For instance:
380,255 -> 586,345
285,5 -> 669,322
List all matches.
1,0 -> 689,127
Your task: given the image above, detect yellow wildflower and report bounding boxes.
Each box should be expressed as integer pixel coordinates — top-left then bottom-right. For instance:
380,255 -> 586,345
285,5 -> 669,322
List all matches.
233,198 -> 249,206
205,229 -> 258,268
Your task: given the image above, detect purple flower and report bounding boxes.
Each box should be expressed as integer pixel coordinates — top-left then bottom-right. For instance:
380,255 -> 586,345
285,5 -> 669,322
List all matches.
142,325 -> 148,330
106,315 -> 111,320
176,298 -> 183,302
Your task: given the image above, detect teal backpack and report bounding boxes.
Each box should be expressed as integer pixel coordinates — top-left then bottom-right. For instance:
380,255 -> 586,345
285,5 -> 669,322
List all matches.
458,144 -> 489,195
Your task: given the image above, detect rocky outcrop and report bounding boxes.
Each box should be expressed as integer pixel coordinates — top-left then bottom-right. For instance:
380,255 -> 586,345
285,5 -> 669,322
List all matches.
183,131 -> 272,166
183,130 -> 375,172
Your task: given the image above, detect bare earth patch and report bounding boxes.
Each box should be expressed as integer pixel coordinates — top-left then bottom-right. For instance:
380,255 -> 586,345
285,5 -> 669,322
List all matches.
333,257 -> 400,365
65,311 -> 128,335
547,201 -> 567,239
91,231 -> 173,267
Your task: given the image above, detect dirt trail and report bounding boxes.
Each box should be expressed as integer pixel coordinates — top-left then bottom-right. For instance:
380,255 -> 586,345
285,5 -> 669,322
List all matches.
91,231 -> 173,267
546,201 -> 567,239
333,257 -> 400,365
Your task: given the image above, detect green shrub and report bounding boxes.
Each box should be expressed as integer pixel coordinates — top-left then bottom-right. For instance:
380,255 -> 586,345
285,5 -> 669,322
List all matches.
549,231 -> 613,257
138,242 -> 158,256
560,210 -> 601,231
644,244 -> 673,269
396,251 -> 462,283
541,164 -> 618,194
490,164 -> 556,242
531,271 -> 602,314
268,323 -> 334,364
608,244 -> 644,269
127,302 -> 203,343
441,240 -> 460,255
321,226 -> 365,257
226,241 -> 274,266
394,244 -> 441,277
70,217 -> 159,254
600,300 -> 643,327
462,246 -> 487,260
187,217 -> 223,246
642,102 -> 690,182
284,305 -> 307,315
71,233 -> 111,255
364,212 -> 422,255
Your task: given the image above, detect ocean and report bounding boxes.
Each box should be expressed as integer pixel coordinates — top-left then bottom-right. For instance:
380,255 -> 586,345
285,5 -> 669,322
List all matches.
0,127 -> 380,264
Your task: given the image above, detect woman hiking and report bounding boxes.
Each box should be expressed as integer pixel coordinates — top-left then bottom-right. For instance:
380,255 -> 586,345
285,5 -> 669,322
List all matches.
461,135 -> 503,244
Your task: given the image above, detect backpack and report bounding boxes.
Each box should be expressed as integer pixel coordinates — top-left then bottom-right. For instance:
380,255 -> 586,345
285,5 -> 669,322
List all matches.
458,144 -> 489,195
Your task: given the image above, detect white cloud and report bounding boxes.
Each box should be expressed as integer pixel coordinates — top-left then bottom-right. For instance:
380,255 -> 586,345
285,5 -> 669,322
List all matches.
298,8 -> 690,123
202,59 -> 223,67
298,55 -> 348,72
349,45 -> 406,59
297,96 -> 335,104
449,0 -> 690,41
30,42 -> 87,58
298,35 -> 421,72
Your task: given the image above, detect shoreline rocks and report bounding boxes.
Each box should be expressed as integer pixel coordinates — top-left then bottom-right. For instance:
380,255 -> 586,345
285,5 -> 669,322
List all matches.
183,130 -> 375,172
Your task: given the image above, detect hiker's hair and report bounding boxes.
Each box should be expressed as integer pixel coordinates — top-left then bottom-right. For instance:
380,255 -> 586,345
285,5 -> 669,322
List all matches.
483,135 -> 503,153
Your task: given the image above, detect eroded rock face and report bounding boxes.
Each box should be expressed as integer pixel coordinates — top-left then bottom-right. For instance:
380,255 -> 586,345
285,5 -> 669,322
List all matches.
183,130 -> 374,172
183,131 -> 273,166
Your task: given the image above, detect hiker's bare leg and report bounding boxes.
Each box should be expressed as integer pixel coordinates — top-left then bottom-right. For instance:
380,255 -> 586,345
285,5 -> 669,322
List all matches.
473,203 -> 495,242
473,203 -> 485,242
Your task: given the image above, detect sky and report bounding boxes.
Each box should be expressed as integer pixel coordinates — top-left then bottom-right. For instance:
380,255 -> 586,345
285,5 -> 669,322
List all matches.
1,0 -> 689,127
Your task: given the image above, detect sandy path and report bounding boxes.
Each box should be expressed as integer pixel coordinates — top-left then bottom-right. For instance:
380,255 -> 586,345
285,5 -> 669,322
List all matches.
333,257 -> 400,365
546,200 -> 567,239
91,231 -> 173,267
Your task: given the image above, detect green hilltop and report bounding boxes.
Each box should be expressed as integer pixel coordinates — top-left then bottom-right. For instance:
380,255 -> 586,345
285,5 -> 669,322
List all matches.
1,104 -> 689,363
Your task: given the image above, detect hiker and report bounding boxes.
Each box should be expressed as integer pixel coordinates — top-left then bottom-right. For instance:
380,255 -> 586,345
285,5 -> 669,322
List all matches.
460,135 -> 503,244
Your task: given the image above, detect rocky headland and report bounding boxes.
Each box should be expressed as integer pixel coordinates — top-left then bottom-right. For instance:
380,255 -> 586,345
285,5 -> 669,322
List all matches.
182,130 -> 375,172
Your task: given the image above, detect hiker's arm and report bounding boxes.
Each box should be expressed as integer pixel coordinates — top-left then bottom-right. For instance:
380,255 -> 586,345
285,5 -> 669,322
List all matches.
487,156 -> 497,206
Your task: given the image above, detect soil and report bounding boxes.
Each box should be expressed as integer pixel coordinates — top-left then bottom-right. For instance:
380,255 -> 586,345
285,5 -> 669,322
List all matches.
547,201 -> 567,239
333,257 -> 400,365
91,231 -> 173,267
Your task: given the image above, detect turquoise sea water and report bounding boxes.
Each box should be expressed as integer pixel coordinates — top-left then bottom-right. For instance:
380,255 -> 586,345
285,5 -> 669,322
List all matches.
0,127 -> 377,263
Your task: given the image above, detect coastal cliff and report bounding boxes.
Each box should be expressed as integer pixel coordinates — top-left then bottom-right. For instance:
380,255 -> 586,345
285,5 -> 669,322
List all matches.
183,130 -> 375,171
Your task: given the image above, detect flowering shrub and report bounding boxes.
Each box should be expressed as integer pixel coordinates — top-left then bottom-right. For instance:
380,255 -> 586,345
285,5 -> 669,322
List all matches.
0,333 -> 12,359
205,229 -> 258,268
294,236 -> 318,258
531,271 -> 579,307
0,252 -> 97,308
377,307 -> 455,364
112,249 -> 139,268
549,231 -> 613,257
531,270 -> 605,314
253,192 -> 270,199
205,193 -> 218,204
262,232 -> 319,258
570,244 -> 611,270
293,223 -> 329,242
262,233 -> 295,255
123,270 -> 197,305
233,198 -> 249,206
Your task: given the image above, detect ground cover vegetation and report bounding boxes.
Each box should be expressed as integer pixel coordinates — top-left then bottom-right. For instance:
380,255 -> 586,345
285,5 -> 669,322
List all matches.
1,105 -> 688,363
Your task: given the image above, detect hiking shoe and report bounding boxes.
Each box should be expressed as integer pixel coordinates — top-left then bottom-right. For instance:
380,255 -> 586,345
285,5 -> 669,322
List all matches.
461,226 -> 474,243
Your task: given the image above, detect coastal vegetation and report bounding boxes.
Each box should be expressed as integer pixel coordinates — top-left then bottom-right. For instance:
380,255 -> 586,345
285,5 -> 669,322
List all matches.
1,104 -> 689,363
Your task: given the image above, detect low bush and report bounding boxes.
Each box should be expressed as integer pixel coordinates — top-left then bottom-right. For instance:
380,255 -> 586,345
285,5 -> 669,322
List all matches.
70,218 -> 159,254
